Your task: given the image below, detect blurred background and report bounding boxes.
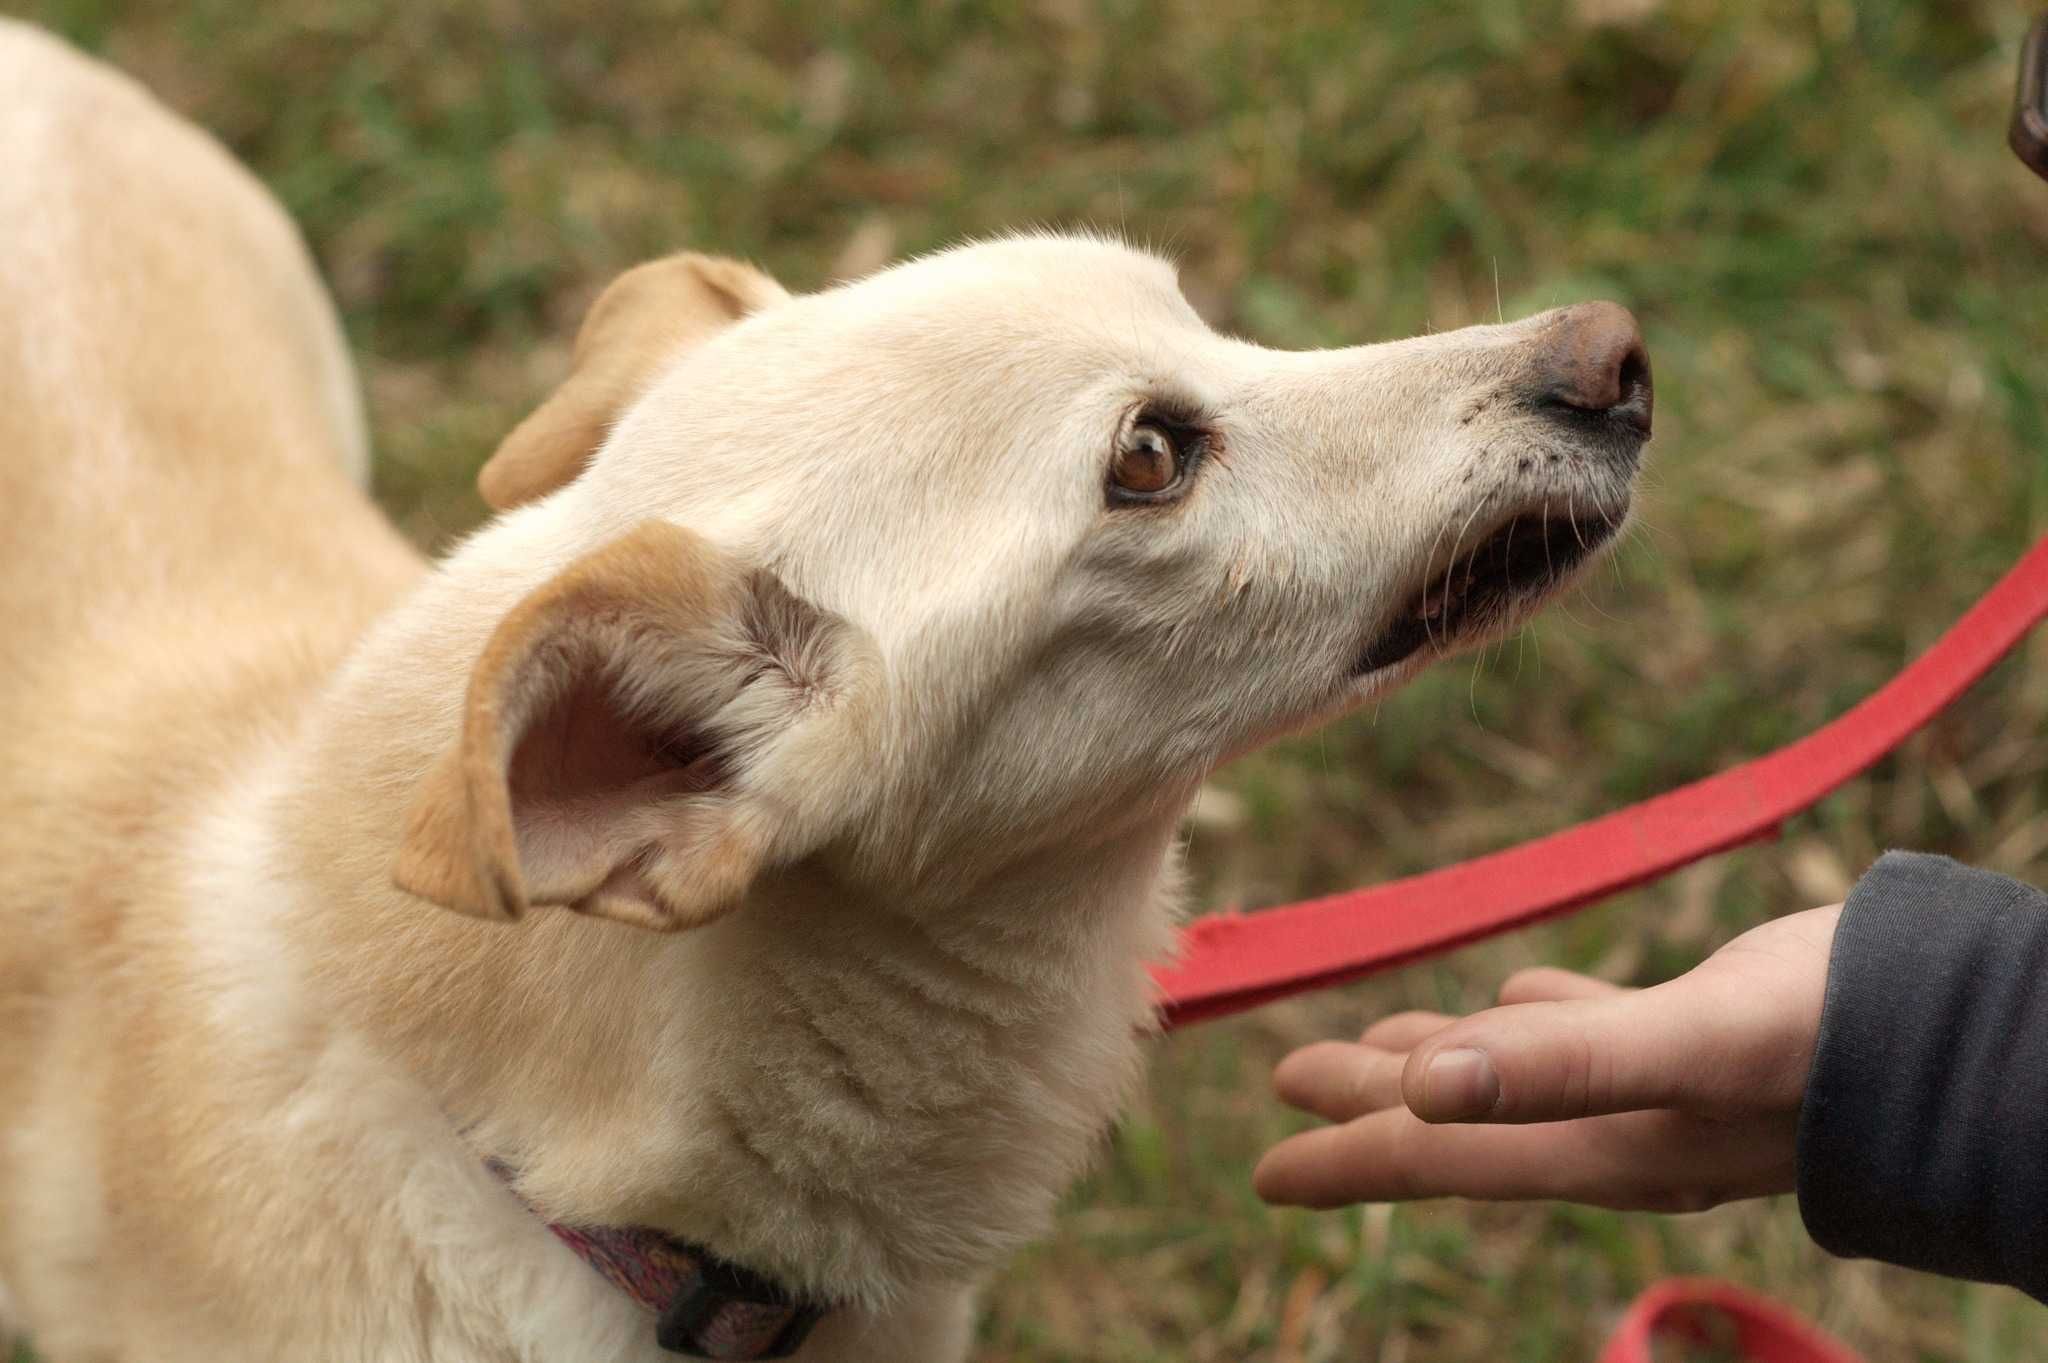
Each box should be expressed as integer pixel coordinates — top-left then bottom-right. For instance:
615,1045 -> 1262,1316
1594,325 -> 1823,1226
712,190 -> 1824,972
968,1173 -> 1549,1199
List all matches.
19,0 -> 2048,1358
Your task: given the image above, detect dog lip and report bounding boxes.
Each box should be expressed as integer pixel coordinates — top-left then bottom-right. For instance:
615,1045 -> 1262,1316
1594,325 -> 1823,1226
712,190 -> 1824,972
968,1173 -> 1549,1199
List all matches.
1603,384 -> 1654,440
1531,376 -> 1654,454
1351,502 -> 1626,677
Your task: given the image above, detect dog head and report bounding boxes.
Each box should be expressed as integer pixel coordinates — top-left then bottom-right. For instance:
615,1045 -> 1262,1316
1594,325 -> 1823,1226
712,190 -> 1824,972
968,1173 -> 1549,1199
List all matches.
396,235 -> 1648,926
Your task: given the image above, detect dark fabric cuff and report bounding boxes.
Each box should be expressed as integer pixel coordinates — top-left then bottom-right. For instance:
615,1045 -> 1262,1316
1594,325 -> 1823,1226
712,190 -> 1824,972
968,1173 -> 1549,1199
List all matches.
1797,851 -> 2048,1300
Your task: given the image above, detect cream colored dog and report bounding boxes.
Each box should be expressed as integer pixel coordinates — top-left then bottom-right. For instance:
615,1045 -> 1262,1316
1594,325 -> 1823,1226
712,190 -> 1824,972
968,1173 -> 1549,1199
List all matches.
0,21 -> 1651,1363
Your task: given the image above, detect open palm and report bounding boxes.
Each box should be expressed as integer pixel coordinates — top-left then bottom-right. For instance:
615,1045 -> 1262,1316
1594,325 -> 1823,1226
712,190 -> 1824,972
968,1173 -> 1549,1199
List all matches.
1254,904 -> 1844,1213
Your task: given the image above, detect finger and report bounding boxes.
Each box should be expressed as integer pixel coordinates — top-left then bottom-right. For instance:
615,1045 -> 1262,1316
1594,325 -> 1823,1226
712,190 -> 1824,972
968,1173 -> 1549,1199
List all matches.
1400,982 -> 1721,1124
1496,967 -> 1627,1006
1252,1105 -> 1792,1211
1273,1042 -> 1407,1122
1255,1107 -> 1660,1208
1358,1010 -> 1455,1051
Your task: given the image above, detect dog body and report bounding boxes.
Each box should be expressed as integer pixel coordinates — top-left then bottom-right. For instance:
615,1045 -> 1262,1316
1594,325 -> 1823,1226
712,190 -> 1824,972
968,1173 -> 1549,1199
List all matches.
0,23 -> 1646,1361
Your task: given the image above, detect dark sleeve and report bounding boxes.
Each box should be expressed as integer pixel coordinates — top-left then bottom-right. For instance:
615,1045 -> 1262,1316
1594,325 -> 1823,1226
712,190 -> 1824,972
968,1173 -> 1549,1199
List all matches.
1797,850 -> 2048,1300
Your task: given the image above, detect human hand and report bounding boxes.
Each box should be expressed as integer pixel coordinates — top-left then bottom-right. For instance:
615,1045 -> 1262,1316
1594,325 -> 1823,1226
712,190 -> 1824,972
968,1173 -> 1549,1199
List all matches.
1253,904 -> 1843,1213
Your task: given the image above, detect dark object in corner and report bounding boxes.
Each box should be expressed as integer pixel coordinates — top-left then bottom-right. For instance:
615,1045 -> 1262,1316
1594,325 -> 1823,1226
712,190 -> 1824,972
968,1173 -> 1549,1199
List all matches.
2013,15 -> 2048,181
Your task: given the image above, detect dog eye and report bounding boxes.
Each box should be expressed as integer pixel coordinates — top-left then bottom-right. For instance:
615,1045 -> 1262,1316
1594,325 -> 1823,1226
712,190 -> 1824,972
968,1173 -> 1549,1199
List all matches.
1109,421 -> 1185,500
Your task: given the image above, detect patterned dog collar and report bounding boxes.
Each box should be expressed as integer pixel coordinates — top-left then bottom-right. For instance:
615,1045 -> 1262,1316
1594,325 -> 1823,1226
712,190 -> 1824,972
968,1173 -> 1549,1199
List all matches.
488,1161 -> 827,1359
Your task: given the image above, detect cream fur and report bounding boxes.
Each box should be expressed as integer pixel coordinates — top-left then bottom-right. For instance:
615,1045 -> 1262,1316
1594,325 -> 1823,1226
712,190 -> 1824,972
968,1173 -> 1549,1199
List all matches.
0,20 -> 1641,1362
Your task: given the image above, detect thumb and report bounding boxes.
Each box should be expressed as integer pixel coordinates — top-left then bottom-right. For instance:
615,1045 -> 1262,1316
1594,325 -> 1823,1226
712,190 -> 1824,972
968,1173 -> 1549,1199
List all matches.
1401,981 -> 1720,1124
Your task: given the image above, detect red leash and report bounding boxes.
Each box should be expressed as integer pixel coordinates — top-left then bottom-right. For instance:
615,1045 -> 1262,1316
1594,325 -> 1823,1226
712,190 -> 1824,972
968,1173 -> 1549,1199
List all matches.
1596,1280 -> 1863,1363
1154,533 -> 2048,1028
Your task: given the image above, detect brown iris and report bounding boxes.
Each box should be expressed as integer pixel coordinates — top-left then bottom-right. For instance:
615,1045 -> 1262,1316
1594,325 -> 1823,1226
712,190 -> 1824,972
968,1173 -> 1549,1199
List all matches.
1110,421 -> 1183,497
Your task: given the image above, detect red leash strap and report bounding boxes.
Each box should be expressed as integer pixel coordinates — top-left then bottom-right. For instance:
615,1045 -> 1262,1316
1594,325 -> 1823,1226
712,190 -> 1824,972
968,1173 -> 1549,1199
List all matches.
1597,1279 -> 1863,1363
1154,534 -> 2048,1029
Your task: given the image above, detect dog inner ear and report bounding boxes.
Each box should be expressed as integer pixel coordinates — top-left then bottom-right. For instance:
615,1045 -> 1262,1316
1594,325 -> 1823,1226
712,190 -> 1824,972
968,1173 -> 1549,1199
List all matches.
477,253 -> 791,511
393,520 -> 875,932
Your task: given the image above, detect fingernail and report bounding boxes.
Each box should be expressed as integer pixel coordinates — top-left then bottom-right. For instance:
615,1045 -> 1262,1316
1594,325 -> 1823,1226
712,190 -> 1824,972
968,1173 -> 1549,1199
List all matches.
1422,1048 -> 1499,1121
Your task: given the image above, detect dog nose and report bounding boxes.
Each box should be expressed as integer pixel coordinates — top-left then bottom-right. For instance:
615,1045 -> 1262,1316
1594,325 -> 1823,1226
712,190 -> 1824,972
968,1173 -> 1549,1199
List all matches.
1536,301 -> 1652,438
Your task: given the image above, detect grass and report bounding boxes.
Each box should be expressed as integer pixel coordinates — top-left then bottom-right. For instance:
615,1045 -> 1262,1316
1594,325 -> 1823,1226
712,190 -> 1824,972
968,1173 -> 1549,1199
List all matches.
19,0 -> 2048,1358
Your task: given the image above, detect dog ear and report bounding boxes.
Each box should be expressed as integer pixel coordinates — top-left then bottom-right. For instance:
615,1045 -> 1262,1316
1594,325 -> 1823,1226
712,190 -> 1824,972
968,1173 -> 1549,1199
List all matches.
477,254 -> 790,511
393,520 -> 876,931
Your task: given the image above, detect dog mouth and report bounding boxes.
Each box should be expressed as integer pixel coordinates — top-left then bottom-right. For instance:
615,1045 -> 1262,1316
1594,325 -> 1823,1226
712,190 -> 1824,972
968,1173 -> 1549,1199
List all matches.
1353,505 -> 1625,676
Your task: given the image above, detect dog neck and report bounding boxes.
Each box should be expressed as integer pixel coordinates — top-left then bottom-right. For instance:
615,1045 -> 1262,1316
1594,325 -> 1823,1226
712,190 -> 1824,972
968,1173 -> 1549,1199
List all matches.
260,516 -> 1181,1308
